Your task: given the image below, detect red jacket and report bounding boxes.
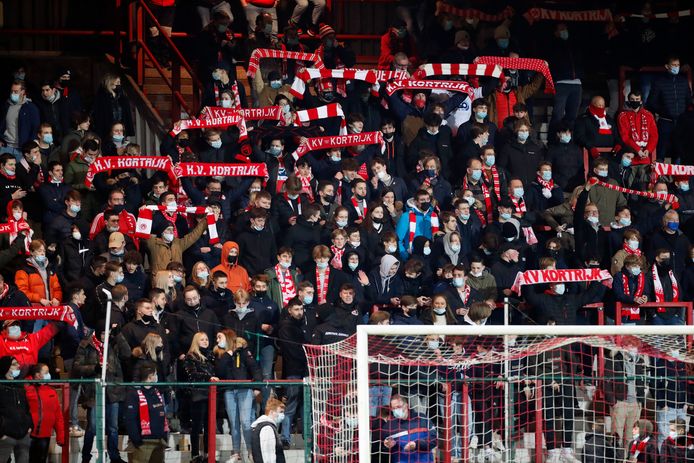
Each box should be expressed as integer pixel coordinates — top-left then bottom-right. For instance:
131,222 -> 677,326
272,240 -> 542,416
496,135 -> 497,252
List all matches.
616,109 -> 658,164
378,30 -> 418,70
24,383 -> 65,444
88,209 -> 137,241
0,323 -> 59,368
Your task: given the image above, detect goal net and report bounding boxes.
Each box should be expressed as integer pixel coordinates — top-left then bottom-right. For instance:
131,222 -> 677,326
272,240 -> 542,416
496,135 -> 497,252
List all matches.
304,325 -> 694,463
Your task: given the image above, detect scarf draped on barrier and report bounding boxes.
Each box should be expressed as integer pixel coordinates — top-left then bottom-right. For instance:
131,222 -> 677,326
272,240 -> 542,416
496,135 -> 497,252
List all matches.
511,268 -> 613,294
474,56 -> 555,94
135,205 -> 219,244
588,177 -> 679,209
0,306 -> 77,328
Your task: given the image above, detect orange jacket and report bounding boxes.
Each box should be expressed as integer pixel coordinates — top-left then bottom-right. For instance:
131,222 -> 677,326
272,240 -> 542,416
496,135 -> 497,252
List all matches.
210,241 -> 251,293
15,261 -> 63,303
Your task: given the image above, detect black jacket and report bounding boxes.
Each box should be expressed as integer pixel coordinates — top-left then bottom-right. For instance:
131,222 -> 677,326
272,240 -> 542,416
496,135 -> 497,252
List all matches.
91,86 -> 134,138
406,127 -> 453,181
44,210 -> 89,247
236,225 -> 277,276
545,142 -> 584,192
647,73 -> 692,120
0,382 -> 32,439
283,217 -> 322,273
37,181 -> 72,225
58,235 -> 94,283
497,138 -> 545,188
36,95 -> 71,141
125,386 -> 169,446
182,350 -> 216,402
546,37 -> 585,81
574,111 -> 620,151
277,315 -> 307,378
215,347 -> 262,382
646,228 -> 691,277
223,309 -> 262,353
524,281 -> 606,325
174,301 -> 220,357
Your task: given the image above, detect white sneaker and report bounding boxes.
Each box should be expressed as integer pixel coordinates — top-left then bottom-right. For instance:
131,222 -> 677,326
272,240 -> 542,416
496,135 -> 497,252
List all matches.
547,448 -> 562,463
560,447 -> 581,463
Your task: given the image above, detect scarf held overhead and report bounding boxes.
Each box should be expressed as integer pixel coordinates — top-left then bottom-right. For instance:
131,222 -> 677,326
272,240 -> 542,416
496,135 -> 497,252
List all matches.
290,68 -> 379,99
174,162 -> 268,179
291,131 -> 384,160
412,63 -> 503,80
135,205 -> 219,244
295,102 -> 347,136
84,156 -> 175,188
385,79 -> 475,99
246,48 -> 325,78
653,162 -> 694,177
588,177 -> 679,209
523,7 -> 613,24
511,268 -> 613,294
0,221 -> 30,234
0,306 -> 78,329
436,4 -> 514,22
474,56 -> 555,94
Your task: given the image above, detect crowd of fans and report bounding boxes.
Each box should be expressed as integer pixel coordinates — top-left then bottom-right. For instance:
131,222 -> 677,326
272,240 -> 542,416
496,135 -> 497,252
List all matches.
1,0 -> 694,463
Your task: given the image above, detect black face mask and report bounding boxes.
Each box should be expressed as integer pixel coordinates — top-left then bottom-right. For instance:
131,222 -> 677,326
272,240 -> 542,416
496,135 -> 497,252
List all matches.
658,259 -> 671,269
178,138 -> 191,148
625,101 -> 642,110
142,314 -> 156,324
255,290 -> 267,298
355,193 -> 366,201
227,255 -> 238,265
155,345 -> 163,354
373,217 -> 385,224
420,201 -> 431,211
114,85 -> 122,94
187,303 -> 201,311
111,204 -> 125,213
323,194 -> 335,203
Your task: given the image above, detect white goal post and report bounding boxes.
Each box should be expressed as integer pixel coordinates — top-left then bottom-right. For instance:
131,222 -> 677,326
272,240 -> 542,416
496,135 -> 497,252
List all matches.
355,324 -> 694,463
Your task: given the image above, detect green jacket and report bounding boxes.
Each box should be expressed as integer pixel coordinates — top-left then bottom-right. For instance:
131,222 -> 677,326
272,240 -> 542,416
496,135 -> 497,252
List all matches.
265,266 -> 302,310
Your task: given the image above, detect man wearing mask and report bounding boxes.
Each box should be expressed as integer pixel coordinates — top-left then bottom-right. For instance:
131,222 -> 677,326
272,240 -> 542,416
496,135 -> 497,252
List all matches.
647,55 -> 691,160
524,276 -> 606,325
617,91 -> 657,168
122,299 -> 170,361
379,118 -> 406,179
89,262 -> 124,328
0,356 -> 33,463
585,158 -> 626,226
93,210 -> 137,255
277,298 -> 308,449
647,211 -> 691,279
38,161 -> 71,225
44,190 -> 89,247
146,216 -> 207,276
445,265 -> 483,322
407,112 -> 453,178
174,286 -> 219,360
237,208 -> 278,275
0,81 -> 40,160
396,189 -> 438,258
491,243 -> 523,300
383,395 -> 437,463
456,99 -> 496,148
36,82 -> 70,143
574,95 -> 622,159
250,398 -> 287,463
647,248 -> 684,326
89,188 -> 137,241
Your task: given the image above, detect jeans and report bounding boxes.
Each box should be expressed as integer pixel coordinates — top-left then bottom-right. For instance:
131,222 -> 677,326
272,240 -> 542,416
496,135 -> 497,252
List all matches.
224,389 -> 254,454
656,406 -> 688,448
0,146 -> 22,161
281,376 -> 302,444
369,386 -> 392,417
652,314 -> 684,325
449,391 -> 474,459
0,434 -> 30,463
83,402 -> 120,462
259,344 -> 275,408
29,437 -> 50,463
290,0 -> 326,26
550,83 -> 582,131
196,2 -> 233,30
610,401 -> 641,445
655,118 -> 675,161
639,72 -> 656,102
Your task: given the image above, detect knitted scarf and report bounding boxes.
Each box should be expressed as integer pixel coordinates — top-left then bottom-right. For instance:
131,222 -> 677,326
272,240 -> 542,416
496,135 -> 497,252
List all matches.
463,176 -> 493,224
351,197 -> 367,219
523,7 -> 613,25
623,242 -> 642,256
588,105 -> 611,134
652,264 -> 678,312
290,68 -> 379,99
274,264 -> 297,307
654,162 -> 694,177
316,267 -> 330,305
84,156 -> 175,188
536,174 -> 555,191
412,63 -> 503,80
0,305 -> 78,328
247,48 -> 325,78
137,388 -> 169,436
385,79 -> 475,100
92,333 -> 104,365
291,131 -> 384,160
588,177 -> 679,209
621,273 -> 645,320
511,268 -> 613,293
330,246 -> 344,270
436,4 -> 514,22
407,210 -> 439,251
135,205 -> 218,244
474,56 -> 555,94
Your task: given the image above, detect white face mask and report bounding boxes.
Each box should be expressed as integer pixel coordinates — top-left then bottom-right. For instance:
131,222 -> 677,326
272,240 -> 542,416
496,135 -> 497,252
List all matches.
554,283 -> 566,295
387,245 -> 397,253
669,431 -> 678,440
632,431 -> 640,440
12,212 -> 21,221
427,340 -> 440,350
275,412 -> 285,424
423,247 -> 431,256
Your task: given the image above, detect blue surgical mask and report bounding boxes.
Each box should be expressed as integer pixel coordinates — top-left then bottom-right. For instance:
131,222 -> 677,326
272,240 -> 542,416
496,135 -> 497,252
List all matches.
670,66 -> 680,75
475,111 -> 487,120
9,93 -> 20,104
348,262 -> 359,271
452,277 -> 464,288
267,146 -> 282,156
554,283 -> 565,295
517,131 -> 529,142
197,271 -> 209,280
484,155 -> 495,167
680,183 -> 690,192
619,217 -> 632,226
500,212 -> 512,220
113,134 -> 124,143
35,255 -> 47,264
541,171 -> 552,181
316,261 -> 328,270
621,157 -> 632,168
221,99 -> 232,108
471,169 -> 482,181
497,38 -> 509,49
212,71 -> 222,81
459,213 -> 470,221
209,139 -> 222,149
667,221 -> 679,231
559,133 -> 571,144
270,80 -> 282,90
302,295 -> 313,305
630,267 -> 641,277
8,325 -> 21,338
330,155 -> 341,162
43,134 -> 54,145
70,204 -> 81,214
336,220 -> 348,228
11,369 -> 20,378
173,275 -> 183,283
559,30 -> 569,40
423,247 -> 431,256
513,187 -> 524,198
115,274 -> 124,283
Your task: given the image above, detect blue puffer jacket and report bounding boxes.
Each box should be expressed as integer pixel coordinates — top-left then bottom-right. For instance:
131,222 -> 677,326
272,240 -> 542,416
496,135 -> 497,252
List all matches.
647,74 -> 692,120
383,413 -> 438,463
0,98 -> 40,147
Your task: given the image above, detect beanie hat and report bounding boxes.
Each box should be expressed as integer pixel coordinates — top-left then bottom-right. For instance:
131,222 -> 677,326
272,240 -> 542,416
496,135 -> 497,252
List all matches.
319,24 -> 336,39
0,356 -> 14,377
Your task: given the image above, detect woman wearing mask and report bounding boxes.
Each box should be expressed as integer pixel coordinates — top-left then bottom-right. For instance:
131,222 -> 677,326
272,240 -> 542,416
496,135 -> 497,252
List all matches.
222,289 -> 262,358
92,73 -> 134,139
183,332 -> 219,463
15,240 -> 62,306
361,203 -> 395,259
610,229 -> 645,275
432,229 -> 463,269
122,250 -> 147,301
102,122 -> 129,156
498,120 -> 545,188
133,332 -> 168,384
190,261 -> 212,295
366,254 -> 403,308
321,206 -> 350,243
216,333 -> 262,462
420,294 -> 457,325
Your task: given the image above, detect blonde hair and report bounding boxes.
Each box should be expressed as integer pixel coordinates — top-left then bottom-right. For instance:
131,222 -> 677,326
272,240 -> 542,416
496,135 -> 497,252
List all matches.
234,288 -> 250,304
153,271 -> 176,301
235,336 -> 248,349
102,73 -> 120,96
141,332 -> 163,361
187,332 -> 209,362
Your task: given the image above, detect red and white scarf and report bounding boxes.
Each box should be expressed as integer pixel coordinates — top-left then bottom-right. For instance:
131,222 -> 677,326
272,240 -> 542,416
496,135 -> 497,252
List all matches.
4,216 -> 32,253
588,177 -> 679,209
523,7 -> 613,25
174,162 -> 268,179
0,305 -> 77,328
290,68 -> 378,99
457,284 -> 471,306
316,267 -> 330,305
385,79 -> 475,100
171,110 -> 247,144
92,333 -> 104,365
412,63 -> 503,80
436,4 -> 514,22
627,110 -> 650,147
275,264 -> 297,307
652,264 -> 678,312
536,174 -> 555,191
624,8 -> 694,20
653,162 -> 694,177
284,193 -> 301,215
511,196 -> 526,214
621,273 -> 645,320
295,103 -> 346,137
84,156 -> 175,188
135,205 -> 219,244
297,174 -> 314,202
330,246 -> 344,270
137,388 -> 169,436
588,105 -> 611,134
623,242 -> 642,256
511,268 -> 613,293
351,197 -> 367,219
407,210 -> 439,251
474,56 -> 555,94
291,131 -> 384,160
629,437 -> 650,459
483,167 -> 502,201
463,175 -> 493,224
246,48 -> 325,78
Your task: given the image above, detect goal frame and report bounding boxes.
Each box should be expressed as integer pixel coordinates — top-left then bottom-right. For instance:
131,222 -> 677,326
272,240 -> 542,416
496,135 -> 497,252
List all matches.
355,324 -> 694,462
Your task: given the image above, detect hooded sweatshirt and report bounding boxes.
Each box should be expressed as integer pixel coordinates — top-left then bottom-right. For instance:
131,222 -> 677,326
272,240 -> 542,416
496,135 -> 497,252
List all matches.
211,241 -> 251,293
